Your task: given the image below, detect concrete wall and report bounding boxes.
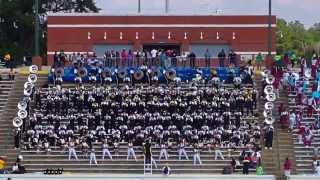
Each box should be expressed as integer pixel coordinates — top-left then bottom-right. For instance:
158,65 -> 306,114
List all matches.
1,174 -> 276,180
287,175 -> 320,180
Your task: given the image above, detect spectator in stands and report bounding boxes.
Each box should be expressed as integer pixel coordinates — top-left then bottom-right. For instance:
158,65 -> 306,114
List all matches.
218,49 -> 226,67
242,153 -> 251,175
314,146 -> 319,159
189,52 -> 196,68
289,111 -> 297,131
283,157 -> 292,179
127,50 -> 133,68
151,49 -> 157,66
228,49 -> 237,67
120,49 -> 127,68
115,51 -> 120,68
255,53 -> 263,70
204,49 -> 211,68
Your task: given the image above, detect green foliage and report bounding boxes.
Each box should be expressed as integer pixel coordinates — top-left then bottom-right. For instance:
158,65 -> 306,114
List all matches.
0,0 -> 99,65
277,18 -> 320,59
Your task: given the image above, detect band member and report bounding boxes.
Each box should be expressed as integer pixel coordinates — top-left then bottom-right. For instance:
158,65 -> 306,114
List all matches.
193,144 -> 202,165
114,140 -> 119,158
144,139 -> 152,164
214,143 -> 224,160
178,139 -> 189,160
89,148 -> 98,165
68,140 -> 78,160
127,140 -> 137,161
159,142 -> 169,160
102,140 -> 113,160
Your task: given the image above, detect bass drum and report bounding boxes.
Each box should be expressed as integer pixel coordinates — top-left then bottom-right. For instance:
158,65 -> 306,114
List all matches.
117,69 -> 127,79
165,68 -> 177,81
134,69 -> 144,81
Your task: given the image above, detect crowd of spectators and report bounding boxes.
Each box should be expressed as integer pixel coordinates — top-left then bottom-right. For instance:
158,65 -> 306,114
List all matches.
52,48 -> 238,69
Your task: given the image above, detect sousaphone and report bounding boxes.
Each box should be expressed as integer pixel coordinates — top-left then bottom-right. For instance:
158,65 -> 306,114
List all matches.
266,75 -> 275,85
29,65 -> 38,74
264,102 -> 274,110
265,117 -> 275,125
13,117 -> 23,128
263,109 -> 273,118
28,74 -> 38,83
17,101 -> 27,110
18,109 -> 28,119
266,93 -> 276,102
264,85 -> 274,95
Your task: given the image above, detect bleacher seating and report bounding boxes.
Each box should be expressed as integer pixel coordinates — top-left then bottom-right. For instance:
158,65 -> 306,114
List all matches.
19,80 -> 261,174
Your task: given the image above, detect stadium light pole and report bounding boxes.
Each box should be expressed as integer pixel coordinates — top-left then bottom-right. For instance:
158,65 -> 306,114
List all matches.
265,0 -> 273,69
268,0 -> 272,56
34,0 -> 40,56
138,0 -> 141,13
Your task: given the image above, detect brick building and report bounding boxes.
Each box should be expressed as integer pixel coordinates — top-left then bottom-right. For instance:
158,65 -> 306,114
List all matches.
47,14 -> 276,65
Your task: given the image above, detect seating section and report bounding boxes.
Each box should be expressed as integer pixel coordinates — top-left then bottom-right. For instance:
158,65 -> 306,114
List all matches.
288,73 -> 320,174
20,83 -> 262,174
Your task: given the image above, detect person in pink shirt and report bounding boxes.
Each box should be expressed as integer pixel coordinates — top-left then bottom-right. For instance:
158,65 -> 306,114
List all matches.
283,157 -> 292,179
120,49 -> 127,68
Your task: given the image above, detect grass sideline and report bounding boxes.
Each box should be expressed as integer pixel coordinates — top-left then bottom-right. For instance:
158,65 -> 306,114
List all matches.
19,67 -> 49,75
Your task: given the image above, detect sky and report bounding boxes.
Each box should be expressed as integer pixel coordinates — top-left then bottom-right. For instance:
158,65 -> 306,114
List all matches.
95,0 -> 319,28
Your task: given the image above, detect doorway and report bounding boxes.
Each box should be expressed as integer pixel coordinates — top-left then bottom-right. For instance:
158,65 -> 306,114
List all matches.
142,44 -> 181,56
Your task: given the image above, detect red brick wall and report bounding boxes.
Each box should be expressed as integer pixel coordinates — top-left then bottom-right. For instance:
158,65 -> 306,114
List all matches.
47,15 -> 277,65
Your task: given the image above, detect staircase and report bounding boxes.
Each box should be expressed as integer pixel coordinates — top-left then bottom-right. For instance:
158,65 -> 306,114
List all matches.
0,75 -> 24,167
0,73 -> 48,168
255,73 -> 296,180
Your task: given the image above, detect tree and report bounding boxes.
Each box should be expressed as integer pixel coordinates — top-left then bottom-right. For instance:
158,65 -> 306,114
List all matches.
0,0 -> 99,65
277,18 -> 320,58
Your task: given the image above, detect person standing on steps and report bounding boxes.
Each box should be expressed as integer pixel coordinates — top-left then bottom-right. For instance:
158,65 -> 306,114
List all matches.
283,157 -> 292,180
264,125 -> 274,150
